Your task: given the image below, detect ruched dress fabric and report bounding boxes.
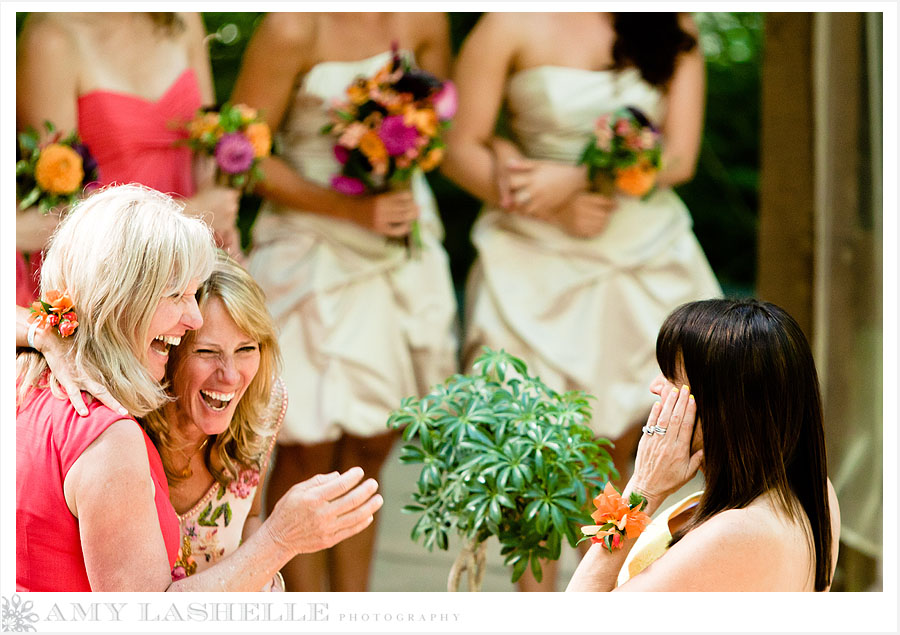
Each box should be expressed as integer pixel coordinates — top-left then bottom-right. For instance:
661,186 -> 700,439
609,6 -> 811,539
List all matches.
247,52 -> 458,444
173,378 -> 287,591
76,68 -> 200,196
464,66 -> 721,439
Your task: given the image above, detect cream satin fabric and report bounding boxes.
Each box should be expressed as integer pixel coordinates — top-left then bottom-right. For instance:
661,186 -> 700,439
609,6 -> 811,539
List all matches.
464,67 -> 721,439
247,52 -> 458,444
616,490 -> 703,587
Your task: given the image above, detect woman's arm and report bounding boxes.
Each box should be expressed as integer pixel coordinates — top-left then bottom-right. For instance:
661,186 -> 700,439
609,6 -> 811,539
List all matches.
567,384 -> 703,591
411,12 -> 451,79
441,14 -> 521,207
67,425 -> 382,592
655,13 -> 705,187
16,306 -> 126,416
230,14 -> 417,238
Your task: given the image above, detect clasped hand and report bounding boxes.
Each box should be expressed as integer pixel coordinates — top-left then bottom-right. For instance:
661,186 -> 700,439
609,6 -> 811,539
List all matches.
351,190 -> 420,238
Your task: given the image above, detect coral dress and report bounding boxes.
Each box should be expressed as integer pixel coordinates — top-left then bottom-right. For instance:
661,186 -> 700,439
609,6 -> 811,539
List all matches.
464,66 -> 722,439
171,378 -> 287,591
16,388 -> 179,591
247,51 -> 458,444
15,69 -> 200,306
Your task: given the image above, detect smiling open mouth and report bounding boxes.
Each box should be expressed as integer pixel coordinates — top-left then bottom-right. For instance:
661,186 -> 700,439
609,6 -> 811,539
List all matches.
200,389 -> 236,411
150,334 -> 182,356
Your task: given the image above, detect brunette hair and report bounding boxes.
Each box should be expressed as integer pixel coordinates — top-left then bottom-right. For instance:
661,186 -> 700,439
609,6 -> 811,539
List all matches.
656,299 -> 833,591
612,13 -> 698,87
144,251 -> 282,486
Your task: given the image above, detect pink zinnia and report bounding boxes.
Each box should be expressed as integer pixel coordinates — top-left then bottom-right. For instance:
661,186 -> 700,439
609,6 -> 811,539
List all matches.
214,133 -> 255,174
433,81 -> 458,121
331,175 -> 366,196
334,145 -> 350,165
378,115 -> 420,157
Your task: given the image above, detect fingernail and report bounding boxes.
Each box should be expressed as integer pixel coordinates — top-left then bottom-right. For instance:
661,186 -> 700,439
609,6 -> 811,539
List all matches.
118,407 -> 129,416
689,395 -> 695,401
78,409 -> 88,416
671,387 -> 678,394
682,385 -> 689,391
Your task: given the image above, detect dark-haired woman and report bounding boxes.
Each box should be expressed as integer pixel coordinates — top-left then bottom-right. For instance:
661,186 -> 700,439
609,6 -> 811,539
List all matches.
443,12 -> 721,590
568,299 -> 841,591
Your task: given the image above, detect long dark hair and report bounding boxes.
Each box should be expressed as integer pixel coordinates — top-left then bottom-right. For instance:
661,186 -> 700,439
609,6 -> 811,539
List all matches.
656,299 -> 833,591
612,13 -> 697,87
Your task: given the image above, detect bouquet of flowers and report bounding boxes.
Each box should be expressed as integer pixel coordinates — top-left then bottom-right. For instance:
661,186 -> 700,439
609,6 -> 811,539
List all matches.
16,121 -> 98,213
579,106 -> 662,198
321,44 -> 457,252
184,102 -> 271,190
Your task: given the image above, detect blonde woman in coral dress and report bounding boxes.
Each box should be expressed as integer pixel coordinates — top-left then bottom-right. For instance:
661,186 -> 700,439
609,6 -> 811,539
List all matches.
231,13 -> 458,592
443,12 -> 721,590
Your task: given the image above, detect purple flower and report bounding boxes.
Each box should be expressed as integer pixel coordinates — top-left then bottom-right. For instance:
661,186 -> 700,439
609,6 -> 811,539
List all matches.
433,81 -> 458,121
331,175 -> 366,196
334,144 -> 350,165
214,132 -> 255,174
72,142 -> 98,179
378,116 -> 420,157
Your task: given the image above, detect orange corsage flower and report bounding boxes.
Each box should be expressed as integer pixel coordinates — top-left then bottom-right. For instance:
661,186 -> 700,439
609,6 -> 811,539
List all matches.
188,112 -> 223,141
34,143 -> 84,195
581,482 -> 651,552
29,290 -> 79,338
615,159 -> 658,198
245,122 -> 272,158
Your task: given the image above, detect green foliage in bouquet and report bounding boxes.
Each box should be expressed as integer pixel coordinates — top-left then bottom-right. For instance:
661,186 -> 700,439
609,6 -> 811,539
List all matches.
387,348 -> 616,590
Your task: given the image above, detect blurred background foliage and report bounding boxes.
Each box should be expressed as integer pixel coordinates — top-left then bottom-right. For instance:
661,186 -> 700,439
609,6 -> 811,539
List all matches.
16,11 -> 762,297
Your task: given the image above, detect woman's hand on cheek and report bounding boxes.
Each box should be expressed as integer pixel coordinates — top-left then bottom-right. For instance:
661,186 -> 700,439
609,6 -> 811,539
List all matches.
629,384 -> 703,507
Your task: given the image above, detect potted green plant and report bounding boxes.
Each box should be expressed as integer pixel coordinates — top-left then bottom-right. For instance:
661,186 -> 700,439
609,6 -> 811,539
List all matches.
387,348 -> 616,591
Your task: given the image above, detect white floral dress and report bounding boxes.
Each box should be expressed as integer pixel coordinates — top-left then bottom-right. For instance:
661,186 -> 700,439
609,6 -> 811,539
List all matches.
171,378 -> 286,590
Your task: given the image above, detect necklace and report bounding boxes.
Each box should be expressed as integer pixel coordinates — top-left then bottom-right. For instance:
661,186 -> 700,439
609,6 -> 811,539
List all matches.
175,437 -> 210,478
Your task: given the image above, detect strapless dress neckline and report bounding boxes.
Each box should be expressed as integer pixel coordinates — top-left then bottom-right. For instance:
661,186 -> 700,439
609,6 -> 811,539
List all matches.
78,68 -> 196,105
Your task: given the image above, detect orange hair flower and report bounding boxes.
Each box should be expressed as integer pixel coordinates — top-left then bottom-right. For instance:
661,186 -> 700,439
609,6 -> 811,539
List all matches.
29,290 -> 79,337
615,159 -> 658,198
34,144 -> 84,195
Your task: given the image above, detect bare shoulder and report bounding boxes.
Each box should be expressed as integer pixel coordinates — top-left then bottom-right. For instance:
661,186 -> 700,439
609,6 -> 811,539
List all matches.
678,12 -> 701,38
255,12 -> 316,50
620,504 -> 793,591
17,13 -> 77,58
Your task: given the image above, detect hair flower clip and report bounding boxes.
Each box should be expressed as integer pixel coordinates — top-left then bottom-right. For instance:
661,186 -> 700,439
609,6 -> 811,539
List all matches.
30,290 -> 79,338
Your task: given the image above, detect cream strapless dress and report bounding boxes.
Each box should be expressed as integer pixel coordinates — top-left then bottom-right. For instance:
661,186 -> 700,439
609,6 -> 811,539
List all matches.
247,52 -> 458,444
464,66 -> 721,439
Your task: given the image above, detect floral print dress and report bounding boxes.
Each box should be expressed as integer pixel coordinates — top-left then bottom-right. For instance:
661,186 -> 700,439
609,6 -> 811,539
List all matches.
171,377 -> 286,590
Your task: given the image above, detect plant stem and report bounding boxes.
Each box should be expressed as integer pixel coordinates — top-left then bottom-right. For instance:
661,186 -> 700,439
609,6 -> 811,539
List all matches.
447,536 -> 487,592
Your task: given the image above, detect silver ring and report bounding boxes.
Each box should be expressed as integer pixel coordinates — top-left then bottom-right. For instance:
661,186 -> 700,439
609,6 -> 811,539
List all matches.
653,425 -> 667,435
642,425 -> 655,435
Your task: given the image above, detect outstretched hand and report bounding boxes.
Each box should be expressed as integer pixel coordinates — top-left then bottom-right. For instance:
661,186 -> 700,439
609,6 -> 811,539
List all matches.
629,384 -> 704,507
264,467 -> 384,555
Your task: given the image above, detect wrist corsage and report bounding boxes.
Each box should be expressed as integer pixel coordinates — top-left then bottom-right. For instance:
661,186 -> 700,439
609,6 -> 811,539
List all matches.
29,290 -> 79,339
579,482 -> 651,552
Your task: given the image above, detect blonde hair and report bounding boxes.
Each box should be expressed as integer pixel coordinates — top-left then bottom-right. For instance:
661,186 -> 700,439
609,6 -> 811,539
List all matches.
16,184 -> 216,417
144,251 -> 282,486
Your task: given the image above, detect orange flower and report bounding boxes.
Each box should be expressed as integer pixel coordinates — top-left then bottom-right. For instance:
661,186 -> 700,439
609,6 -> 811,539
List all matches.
404,107 -> 438,137
189,112 -> 222,140
418,147 -> 444,172
44,290 -> 74,314
615,160 -> 657,197
359,130 -> 388,164
34,143 -> 84,195
347,79 -> 372,105
234,103 -> 258,123
245,122 -> 271,158
590,482 -> 651,539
